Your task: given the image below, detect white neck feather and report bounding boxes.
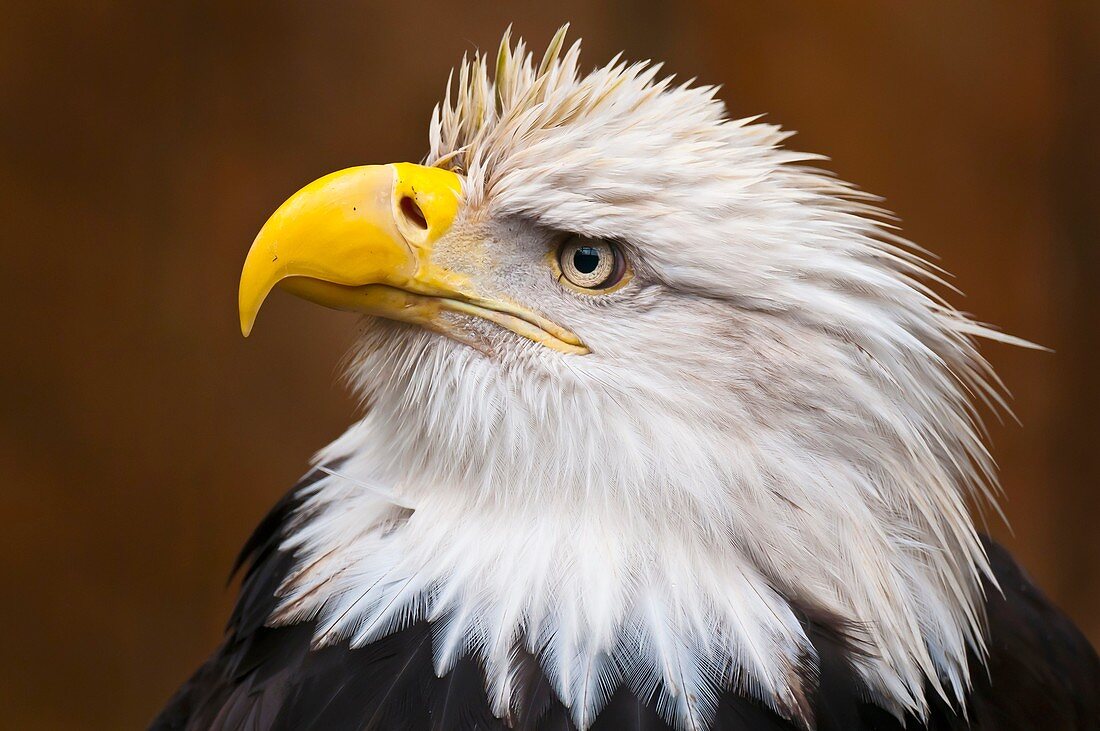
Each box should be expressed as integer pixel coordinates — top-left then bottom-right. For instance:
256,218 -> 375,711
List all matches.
268,323 -> 996,729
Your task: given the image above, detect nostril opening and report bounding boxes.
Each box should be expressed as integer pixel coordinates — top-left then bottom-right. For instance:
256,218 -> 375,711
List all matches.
400,196 -> 428,230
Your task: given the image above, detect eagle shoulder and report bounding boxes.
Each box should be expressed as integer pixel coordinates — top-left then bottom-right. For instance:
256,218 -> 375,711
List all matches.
955,538 -> 1099,730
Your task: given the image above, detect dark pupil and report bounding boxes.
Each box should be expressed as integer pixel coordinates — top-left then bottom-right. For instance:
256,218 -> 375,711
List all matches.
573,246 -> 602,274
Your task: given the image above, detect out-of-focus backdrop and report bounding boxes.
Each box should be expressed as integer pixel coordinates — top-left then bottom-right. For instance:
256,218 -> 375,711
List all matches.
2,2 -> 1097,728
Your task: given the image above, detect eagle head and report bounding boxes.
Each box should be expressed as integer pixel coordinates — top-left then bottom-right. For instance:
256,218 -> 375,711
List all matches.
236,27 -> 1013,729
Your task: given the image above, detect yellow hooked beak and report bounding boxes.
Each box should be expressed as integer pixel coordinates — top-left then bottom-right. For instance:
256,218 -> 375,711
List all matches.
238,163 -> 587,354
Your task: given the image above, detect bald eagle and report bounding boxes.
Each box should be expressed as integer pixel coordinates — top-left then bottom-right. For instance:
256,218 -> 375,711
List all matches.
153,27 -> 1098,731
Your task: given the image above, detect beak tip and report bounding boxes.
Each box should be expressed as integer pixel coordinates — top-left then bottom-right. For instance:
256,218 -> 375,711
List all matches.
238,267 -> 268,339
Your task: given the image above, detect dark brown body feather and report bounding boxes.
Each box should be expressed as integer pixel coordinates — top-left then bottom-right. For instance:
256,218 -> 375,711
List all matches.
152,470 -> 1099,730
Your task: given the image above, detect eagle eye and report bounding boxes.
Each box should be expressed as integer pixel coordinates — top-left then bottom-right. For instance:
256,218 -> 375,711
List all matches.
557,236 -> 626,291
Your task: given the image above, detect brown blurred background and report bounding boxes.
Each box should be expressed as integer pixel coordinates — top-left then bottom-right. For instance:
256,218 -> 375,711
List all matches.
1,2 -> 1097,728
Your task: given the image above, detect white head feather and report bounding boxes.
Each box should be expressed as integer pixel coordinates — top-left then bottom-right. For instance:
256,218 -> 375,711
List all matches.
271,27 -> 1020,730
